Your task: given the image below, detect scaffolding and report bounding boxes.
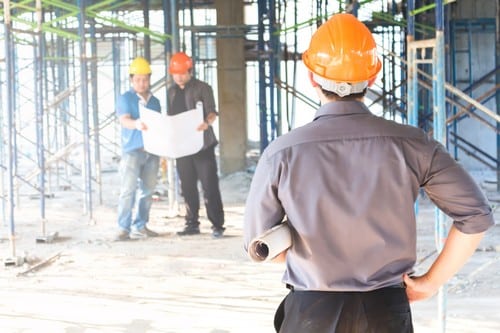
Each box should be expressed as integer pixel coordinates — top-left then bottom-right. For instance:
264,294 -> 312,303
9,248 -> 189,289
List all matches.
0,1 -> 498,331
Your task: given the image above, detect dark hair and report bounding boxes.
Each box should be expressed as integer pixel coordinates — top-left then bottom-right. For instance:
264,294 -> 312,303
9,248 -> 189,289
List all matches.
129,74 -> 152,79
321,87 -> 367,100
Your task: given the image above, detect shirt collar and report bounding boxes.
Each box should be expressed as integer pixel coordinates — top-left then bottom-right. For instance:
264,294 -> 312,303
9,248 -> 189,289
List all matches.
314,100 -> 371,121
135,91 -> 152,106
175,77 -> 194,90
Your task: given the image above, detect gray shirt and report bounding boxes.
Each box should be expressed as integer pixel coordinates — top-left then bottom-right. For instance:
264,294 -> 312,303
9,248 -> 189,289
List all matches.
243,100 -> 494,292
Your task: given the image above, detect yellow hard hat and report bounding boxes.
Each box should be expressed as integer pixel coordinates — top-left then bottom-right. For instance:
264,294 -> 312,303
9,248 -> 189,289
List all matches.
129,57 -> 152,75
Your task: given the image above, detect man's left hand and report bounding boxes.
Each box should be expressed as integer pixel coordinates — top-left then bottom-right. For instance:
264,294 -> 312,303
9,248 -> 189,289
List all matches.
197,121 -> 209,131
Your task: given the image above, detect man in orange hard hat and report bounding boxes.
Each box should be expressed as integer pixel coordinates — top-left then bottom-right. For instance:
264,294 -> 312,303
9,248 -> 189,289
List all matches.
167,52 -> 225,238
244,13 -> 494,332
115,57 -> 161,241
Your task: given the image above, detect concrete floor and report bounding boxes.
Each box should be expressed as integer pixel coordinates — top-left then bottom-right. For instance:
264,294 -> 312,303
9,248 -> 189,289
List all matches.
0,170 -> 499,332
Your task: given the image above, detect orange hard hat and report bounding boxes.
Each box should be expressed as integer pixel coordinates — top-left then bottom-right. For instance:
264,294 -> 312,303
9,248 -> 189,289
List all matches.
302,13 -> 381,84
129,57 -> 152,75
169,52 -> 193,74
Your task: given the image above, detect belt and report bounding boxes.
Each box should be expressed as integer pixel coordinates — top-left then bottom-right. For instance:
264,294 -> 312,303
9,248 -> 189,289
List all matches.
286,282 -> 406,292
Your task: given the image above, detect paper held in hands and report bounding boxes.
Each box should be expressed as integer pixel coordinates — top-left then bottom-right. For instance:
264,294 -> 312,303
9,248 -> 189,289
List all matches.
139,103 -> 204,158
248,222 -> 292,262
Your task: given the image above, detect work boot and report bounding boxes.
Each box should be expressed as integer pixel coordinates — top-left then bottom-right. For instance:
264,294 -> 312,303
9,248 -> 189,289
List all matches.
177,225 -> 201,236
130,226 -> 159,239
143,226 -> 159,237
114,229 -> 130,241
212,228 -> 225,239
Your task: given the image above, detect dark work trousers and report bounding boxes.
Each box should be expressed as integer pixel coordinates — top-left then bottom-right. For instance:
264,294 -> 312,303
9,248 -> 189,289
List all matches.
176,146 -> 224,229
274,286 -> 413,333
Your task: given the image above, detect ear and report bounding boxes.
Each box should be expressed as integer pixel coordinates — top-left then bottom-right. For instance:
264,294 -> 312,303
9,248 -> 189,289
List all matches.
308,71 -> 319,88
367,76 -> 377,87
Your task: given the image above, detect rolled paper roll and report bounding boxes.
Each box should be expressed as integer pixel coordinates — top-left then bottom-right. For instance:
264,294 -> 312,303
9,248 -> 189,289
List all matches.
248,222 -> 292,262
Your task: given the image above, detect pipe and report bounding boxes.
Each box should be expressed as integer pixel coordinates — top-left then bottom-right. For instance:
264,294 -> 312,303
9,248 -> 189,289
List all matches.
77,0 -> 93,221
35,0 -> 47,234
3,0 -> 17,257
434,1 -> 447,332
407,0 -> 418,128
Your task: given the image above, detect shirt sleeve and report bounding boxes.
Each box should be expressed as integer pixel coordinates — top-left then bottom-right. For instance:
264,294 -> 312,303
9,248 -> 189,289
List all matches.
243,150 -> 286,250
116,94 -> 130,117
200,83 -> 217,116
422,142 -> 495,234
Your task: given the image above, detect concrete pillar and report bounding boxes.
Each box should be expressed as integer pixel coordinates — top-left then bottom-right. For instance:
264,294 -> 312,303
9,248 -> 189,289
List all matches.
215,0 -> 247,174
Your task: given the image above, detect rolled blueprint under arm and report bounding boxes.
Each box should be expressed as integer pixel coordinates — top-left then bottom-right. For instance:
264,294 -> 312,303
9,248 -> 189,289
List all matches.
248,223 -> 292,262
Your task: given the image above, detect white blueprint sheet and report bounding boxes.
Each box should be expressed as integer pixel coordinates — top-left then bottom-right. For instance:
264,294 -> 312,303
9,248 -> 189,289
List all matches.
139,104 -> 204,158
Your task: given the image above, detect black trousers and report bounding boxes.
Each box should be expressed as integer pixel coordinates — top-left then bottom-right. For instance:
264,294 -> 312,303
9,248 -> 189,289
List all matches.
274,286 -> 413,333
176,146 -> 224,229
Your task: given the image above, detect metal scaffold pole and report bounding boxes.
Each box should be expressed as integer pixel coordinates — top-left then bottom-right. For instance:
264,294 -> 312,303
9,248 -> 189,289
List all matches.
166,0 -> 180,218
497,0 -> 500,192
0,48 -> 4,228
407,0 -> 418,128
77,0 -> 94,223
2,0 -> 23,266
257,0 -> 268,152
433,2 -> 448,332
407,0 -> 453,328
34,0 -> 57,243
90,18 -> 103,206
35,0 -> 46,233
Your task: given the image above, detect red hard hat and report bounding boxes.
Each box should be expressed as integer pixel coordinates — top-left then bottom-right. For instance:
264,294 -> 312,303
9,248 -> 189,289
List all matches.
169,52 -> 193,74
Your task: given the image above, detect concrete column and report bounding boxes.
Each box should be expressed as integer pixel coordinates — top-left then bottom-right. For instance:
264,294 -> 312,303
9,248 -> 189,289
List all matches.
215,0 -> 247,174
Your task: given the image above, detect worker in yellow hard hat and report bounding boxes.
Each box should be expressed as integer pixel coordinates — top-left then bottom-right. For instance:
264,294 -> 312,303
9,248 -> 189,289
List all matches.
115,56 -> 161,241
166,52 -> 225,239
244,13 -> 493,332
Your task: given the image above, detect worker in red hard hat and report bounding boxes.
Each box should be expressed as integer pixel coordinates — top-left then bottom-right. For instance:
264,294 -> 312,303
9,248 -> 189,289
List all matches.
244,13 -> 493,332
167,52 -> 225,239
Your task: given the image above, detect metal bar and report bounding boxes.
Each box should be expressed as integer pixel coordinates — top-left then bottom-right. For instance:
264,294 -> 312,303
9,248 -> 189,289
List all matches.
407,38 -> 437,49
77,0 -> 93,221
406,0 -> 418,127
450,20 -> 459,159
449,132 -> 498,165
168,0 -> 181,217
3,0 -> 17,258
189,0 -> 195,62
0,32 -> 5,225
434,2 -> 447,332
269,0 -> 278,139
445,84 -> 500,122
289,0 -> 299,130
90,18 -> 102,206
410,0 -> 456,16
414,59 -> 433,64
273,78 -> 319,110
497,0 -> 500,191
16,251 -> 62,277
144,0 -> 151,61
257,0 -> 268,151
35,0 -> 47,236
401,39 -> 500,123
450,142 -> 496,170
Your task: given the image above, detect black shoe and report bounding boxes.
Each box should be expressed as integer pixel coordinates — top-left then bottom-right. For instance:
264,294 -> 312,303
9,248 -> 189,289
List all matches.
212,228 -> 225,239
177,226 -> 201,236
